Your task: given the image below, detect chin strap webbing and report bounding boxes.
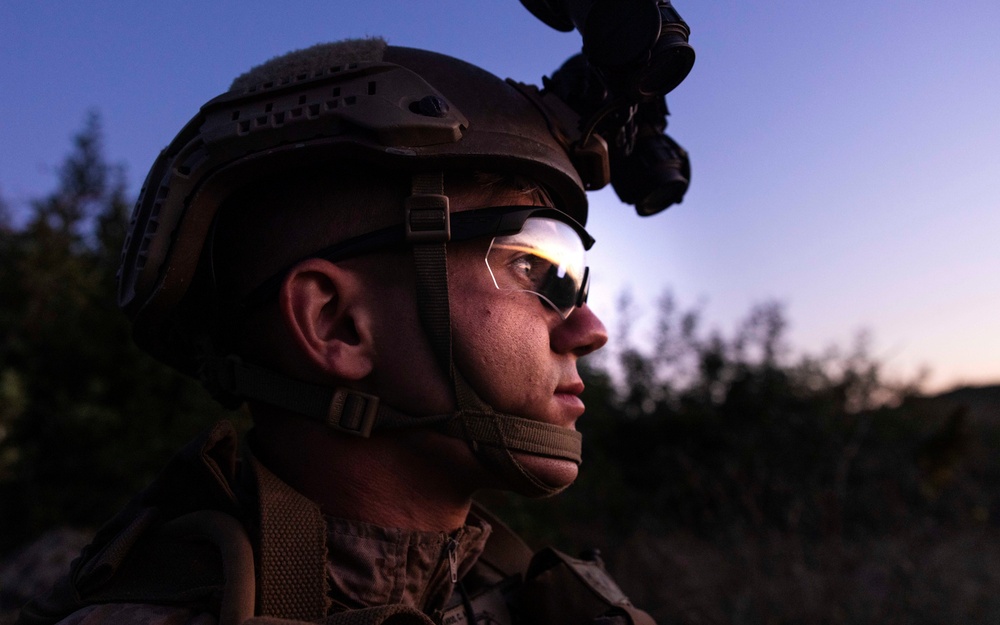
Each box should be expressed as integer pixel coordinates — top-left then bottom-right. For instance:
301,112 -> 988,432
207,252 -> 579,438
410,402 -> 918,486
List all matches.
443,408 -> 582,464
407,172 -> 453,373
405,173 -> 582,497
202,355 -> 581,466
450,370 -> 581,498
203,355 -> 448,436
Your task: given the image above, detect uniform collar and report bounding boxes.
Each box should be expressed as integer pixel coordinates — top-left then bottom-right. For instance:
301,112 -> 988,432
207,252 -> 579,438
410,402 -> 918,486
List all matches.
322,512 -> 492,614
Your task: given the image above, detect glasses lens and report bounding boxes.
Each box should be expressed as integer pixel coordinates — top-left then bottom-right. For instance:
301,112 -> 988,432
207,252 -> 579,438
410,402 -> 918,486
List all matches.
486,217 -> 588,318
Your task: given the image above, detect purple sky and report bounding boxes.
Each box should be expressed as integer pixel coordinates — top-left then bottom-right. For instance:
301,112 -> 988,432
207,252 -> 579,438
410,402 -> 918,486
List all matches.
2,1 -> 998,391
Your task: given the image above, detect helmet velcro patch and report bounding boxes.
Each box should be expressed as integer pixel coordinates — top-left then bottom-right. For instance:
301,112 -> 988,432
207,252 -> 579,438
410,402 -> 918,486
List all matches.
229,37 -> 388,92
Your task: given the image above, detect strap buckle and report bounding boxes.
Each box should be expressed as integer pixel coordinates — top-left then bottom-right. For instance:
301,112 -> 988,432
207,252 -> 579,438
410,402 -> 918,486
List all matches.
405,192 -> 450,243
326,388 -> 380,437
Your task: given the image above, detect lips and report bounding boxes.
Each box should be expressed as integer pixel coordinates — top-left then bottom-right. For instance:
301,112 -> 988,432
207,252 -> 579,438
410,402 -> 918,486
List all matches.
555,380 -> 585,396
552,379 -> 586,425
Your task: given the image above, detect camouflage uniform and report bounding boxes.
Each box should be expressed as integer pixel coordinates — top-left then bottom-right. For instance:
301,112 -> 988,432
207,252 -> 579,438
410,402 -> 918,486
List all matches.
21,422 -> 652,625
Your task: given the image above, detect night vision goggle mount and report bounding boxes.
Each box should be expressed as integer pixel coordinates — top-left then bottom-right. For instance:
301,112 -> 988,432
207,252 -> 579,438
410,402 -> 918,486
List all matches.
519,0 -> 695,215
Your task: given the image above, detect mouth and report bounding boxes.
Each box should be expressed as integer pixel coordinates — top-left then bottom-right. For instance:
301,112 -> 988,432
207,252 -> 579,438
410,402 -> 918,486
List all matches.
555,380 -> 585,396
553,380 -> 586,423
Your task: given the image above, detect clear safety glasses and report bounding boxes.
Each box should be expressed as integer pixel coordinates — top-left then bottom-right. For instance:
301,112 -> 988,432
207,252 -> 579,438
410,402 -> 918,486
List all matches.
485,216 -> 590,319
237,206 -> 594,319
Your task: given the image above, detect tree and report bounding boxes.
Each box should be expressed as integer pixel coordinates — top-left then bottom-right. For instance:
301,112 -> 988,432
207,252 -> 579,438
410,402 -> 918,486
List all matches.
0,113 -> 233,553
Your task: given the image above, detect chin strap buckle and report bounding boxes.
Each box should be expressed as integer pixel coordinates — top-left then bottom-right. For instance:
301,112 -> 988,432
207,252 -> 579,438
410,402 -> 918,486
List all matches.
202,354 -> 383,438
327,389 -> 380,437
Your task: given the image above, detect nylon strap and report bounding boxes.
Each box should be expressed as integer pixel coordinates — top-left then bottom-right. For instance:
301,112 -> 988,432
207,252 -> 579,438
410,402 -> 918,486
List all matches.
403,173 -> 581,496
449,369 -> 581,497
206,355 -> 581,463
469,502 -> 534,577
407,172 -> 453,375
444,411 -> 582,464
245,444 -> 330,620
206,355 -> 450,436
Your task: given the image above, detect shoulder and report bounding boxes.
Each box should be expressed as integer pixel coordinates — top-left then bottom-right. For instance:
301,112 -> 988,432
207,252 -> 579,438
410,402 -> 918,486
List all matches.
52,604 -> 216,625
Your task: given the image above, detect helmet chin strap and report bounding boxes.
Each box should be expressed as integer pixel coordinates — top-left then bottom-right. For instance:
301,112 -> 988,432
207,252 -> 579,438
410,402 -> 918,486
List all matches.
405,172 -> 582,497
201,348 -> 582,499
200,353 -> 583,491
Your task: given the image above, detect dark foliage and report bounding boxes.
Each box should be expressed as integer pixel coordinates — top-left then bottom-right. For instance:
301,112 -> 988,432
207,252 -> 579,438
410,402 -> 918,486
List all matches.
484,292 -> 997,546
0,113 -> 235,553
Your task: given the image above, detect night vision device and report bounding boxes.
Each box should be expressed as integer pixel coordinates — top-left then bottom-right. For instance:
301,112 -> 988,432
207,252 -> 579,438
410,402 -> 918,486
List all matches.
520,0 -> 694,215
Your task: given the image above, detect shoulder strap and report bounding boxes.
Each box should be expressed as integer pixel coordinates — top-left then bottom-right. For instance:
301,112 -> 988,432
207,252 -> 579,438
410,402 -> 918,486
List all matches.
241,442 -> 330,621
469,502 -> 534,579
519,548 -> 658,625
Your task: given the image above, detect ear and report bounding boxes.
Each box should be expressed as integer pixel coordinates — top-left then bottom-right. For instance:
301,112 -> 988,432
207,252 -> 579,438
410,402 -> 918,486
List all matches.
279,258 -> 375,381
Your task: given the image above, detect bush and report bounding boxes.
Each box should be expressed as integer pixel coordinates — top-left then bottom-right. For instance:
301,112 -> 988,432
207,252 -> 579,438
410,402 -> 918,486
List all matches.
0,113 -> 235,553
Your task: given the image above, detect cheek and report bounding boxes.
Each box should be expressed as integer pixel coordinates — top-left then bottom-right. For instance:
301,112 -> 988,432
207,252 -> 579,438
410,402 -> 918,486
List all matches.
452,290 -> 552,406
448,246 -> 556,406
366,272 -> 453,412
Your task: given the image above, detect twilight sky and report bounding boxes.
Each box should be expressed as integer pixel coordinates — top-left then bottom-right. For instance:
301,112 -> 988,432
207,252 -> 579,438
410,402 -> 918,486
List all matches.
2,1 -> 998,391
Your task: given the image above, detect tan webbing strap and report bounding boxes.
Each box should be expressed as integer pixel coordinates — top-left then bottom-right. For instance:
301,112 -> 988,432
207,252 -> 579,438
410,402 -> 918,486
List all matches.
475,431 -> 564,497
246,446 -> 330,620
401,170 -> 571,494
407,172 -> 453,375
210,354 -> 582,464
447,367 -> 582,498
470,502 -> 534,578
412,242 -> 451,372
522,548 -> 659,625
214,355 -> 355,430
438,584 -> 514,625
210,355 -> 451,436
443,412 -> 582,464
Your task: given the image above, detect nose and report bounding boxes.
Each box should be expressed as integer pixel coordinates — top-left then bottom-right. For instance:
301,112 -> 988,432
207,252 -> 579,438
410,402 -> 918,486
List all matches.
551,304 -> 608,357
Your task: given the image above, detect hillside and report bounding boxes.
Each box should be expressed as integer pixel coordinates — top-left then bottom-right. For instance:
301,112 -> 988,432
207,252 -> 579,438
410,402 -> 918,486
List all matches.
915,384 -> 1000,424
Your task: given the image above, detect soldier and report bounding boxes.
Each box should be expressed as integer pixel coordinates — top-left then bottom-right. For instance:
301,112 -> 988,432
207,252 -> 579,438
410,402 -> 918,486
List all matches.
20,30 -> 689,625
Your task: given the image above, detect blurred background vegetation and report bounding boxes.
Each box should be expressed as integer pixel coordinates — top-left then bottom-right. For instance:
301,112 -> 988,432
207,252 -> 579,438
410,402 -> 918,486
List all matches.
2,115 -> 999,624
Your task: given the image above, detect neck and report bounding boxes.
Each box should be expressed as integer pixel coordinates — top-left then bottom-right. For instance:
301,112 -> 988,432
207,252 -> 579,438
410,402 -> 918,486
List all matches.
250,409 -> 480,532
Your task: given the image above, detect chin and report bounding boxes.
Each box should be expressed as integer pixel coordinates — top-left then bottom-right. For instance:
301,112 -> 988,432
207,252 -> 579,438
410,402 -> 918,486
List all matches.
513,453 -> 580,496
